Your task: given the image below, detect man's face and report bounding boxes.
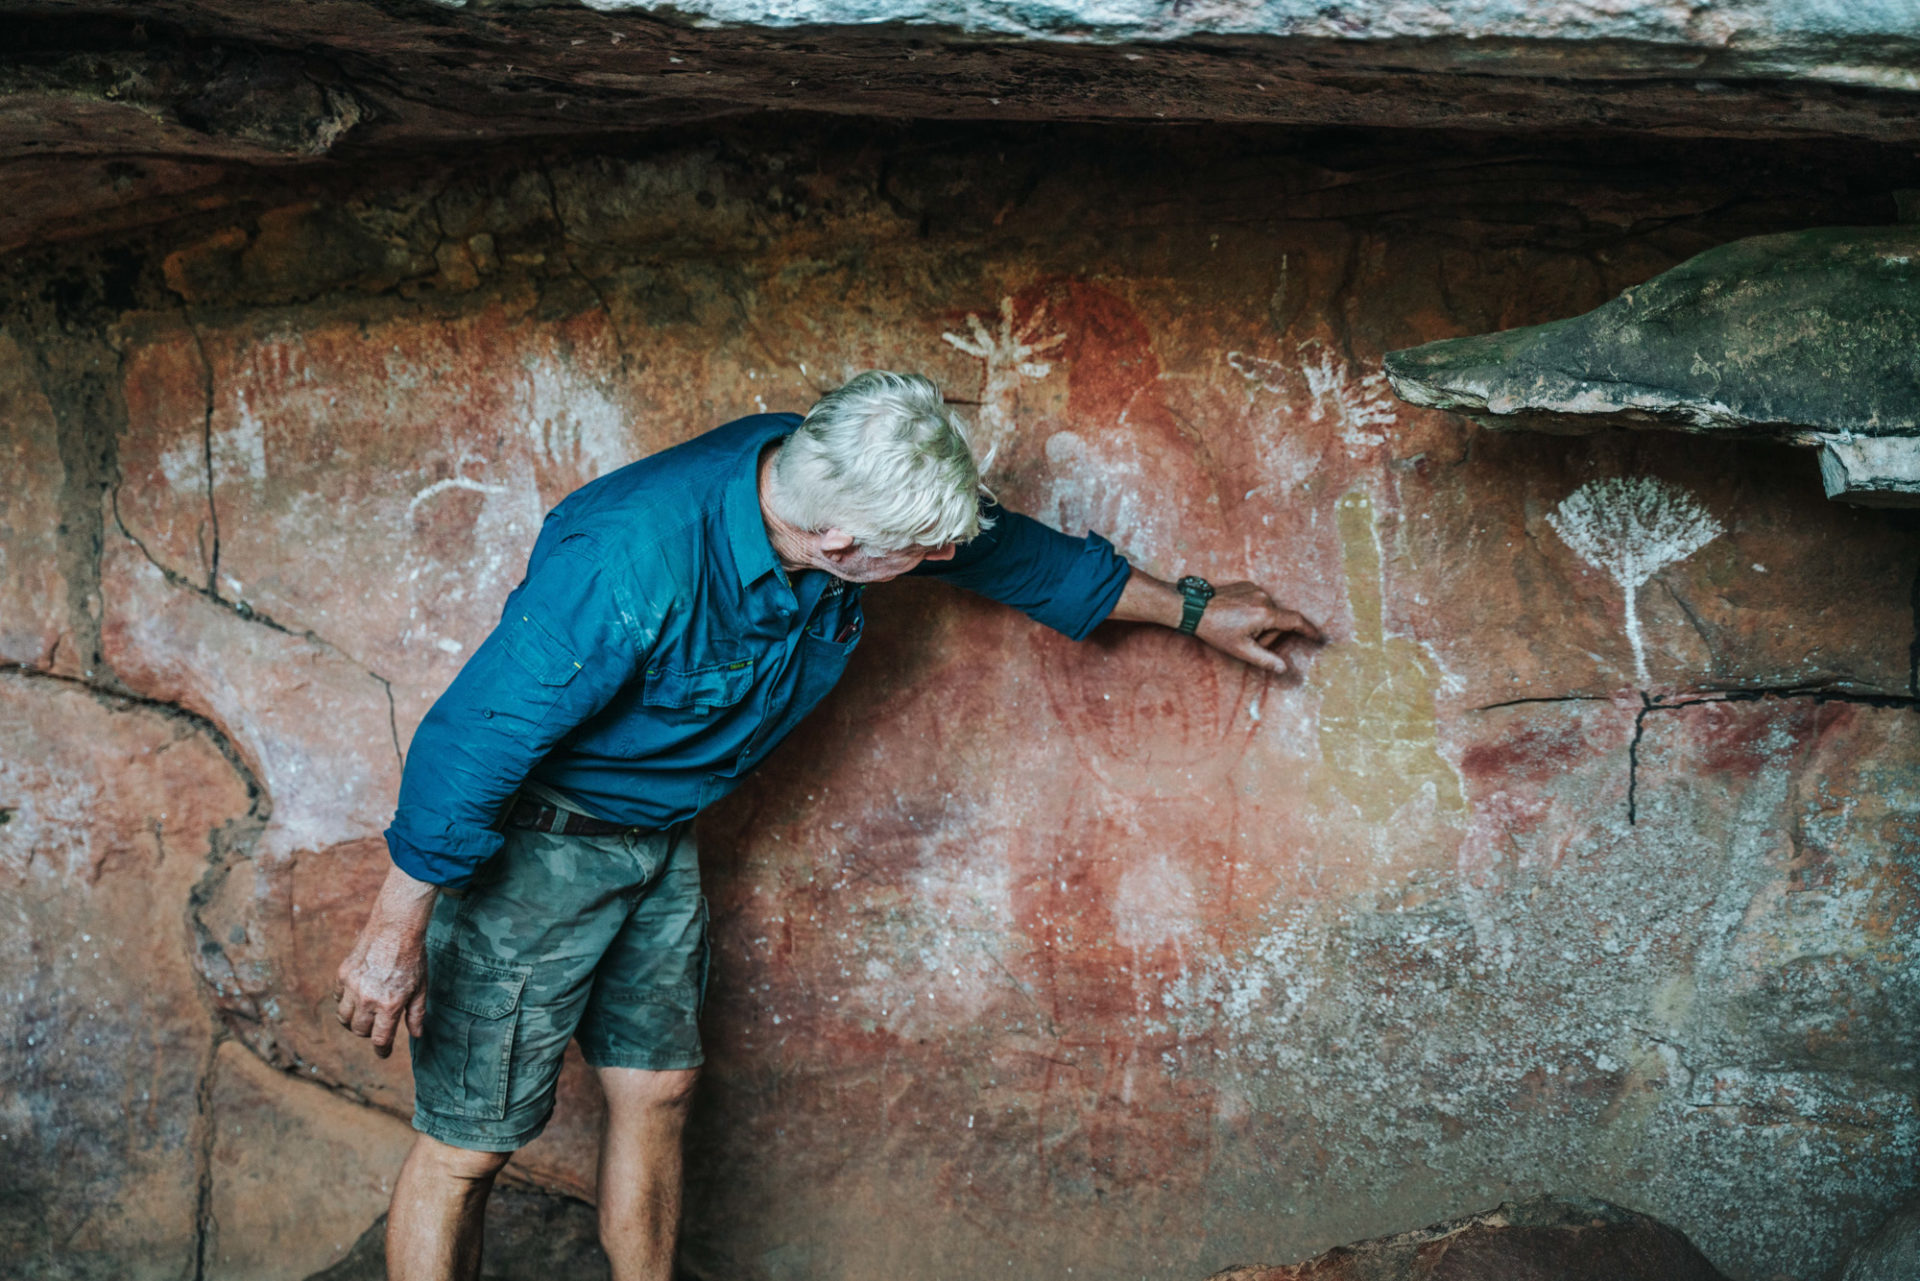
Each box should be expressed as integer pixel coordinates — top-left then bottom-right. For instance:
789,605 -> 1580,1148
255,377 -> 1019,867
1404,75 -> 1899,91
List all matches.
819,537 -> 958,583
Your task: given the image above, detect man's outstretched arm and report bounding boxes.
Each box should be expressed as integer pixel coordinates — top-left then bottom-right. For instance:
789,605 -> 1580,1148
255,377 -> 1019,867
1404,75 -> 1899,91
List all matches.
910,501 -> 1323,672
1108,568 -> 1323,676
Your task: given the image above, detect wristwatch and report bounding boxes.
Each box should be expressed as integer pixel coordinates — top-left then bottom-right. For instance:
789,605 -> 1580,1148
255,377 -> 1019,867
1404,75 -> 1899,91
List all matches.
1176,575 -> 1215,634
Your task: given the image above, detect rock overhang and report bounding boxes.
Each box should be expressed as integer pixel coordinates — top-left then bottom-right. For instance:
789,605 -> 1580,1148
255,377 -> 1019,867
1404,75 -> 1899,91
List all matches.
1383,225 -> 1920,506
2,1 -> 1915,257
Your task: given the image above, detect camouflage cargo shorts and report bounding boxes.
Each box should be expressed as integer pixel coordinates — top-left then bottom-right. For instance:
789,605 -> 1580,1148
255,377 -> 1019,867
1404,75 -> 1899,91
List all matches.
409,821 -> 707,1152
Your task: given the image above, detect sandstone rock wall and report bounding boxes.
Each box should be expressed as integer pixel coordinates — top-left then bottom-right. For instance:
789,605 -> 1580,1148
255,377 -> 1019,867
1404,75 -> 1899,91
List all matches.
3,122 -> 1918,1281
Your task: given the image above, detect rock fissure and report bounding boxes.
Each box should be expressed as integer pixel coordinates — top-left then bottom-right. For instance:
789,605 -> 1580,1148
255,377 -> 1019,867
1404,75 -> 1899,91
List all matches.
189,1026 -> 228,1281
1908,550 -> 1920,700
1658,578 -> 1719,670
0,664 -> 365,1099
1468,693 -> 1616,712
0,662 -> 267,811
376,672 -> 404,771
1629,691 -> 1652,826
1630,682 -> 1920,824
107,493 -> 407,742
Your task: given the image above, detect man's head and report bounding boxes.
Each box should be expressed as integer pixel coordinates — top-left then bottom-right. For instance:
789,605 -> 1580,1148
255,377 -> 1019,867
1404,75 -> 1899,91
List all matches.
766,370 -> 992,582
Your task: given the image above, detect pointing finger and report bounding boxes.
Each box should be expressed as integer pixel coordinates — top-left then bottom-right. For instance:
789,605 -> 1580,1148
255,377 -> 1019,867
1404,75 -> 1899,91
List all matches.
1288,612 -> 1326,644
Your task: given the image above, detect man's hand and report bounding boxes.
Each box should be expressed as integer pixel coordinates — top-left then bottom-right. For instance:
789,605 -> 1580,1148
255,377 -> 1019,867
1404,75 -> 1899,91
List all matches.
1112,569 -> 1324,676
334,864 -> 439,1059
1193,579 -> 1323,676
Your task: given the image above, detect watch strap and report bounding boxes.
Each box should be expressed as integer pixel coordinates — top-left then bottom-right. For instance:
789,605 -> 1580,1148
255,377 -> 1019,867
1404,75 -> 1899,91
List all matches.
1176,575 -> 1213,635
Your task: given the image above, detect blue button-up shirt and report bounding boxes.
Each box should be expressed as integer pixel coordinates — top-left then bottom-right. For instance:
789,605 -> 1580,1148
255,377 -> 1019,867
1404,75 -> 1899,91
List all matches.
385,413 -> 1133,888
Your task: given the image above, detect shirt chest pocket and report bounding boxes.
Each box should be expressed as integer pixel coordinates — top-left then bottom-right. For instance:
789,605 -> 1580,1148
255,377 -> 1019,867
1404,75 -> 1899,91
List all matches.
642,657 -> 755,715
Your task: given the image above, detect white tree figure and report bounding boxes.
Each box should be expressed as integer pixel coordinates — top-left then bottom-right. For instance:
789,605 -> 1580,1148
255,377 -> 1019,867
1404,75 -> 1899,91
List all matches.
942,296 -> 1065,464
1547,476 -> 1724,685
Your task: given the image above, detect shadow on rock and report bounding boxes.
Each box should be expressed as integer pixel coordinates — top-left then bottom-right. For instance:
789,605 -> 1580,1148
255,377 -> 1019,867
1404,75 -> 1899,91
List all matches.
307,1185 -> 609,1281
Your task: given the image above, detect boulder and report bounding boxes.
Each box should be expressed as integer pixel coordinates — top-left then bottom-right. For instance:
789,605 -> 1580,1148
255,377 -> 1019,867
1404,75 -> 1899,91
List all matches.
1383,226 -> 1920,505
1207,1196 -> 1728,1281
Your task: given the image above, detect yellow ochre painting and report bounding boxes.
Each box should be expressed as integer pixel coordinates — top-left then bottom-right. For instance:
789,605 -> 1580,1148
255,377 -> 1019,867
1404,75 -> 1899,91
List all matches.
1314,490 -> 1465,822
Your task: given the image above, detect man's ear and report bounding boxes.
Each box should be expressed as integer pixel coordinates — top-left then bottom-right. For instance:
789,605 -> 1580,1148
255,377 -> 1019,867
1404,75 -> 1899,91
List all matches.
818,528 -> 858,561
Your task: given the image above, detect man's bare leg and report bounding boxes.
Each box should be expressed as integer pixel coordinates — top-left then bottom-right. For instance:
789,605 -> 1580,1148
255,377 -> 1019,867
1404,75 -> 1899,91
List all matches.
595,1066 -> 699,1281
386,1134 -> 514,1281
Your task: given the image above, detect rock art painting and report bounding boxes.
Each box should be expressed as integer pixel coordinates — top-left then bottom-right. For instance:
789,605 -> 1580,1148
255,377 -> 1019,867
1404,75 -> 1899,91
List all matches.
1314,491 -> 1464,822
1226,342 -> 1398,457
1547,477 -> 1725,685
941,295 -> 1065,465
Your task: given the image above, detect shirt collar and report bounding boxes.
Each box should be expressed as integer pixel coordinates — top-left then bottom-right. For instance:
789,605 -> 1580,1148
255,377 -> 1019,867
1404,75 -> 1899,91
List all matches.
725,414 -> 800,589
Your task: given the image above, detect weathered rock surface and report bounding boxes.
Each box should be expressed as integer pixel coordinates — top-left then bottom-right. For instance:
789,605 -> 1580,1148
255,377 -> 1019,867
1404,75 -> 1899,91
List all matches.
99,536 -> 412,1104
6,126 -> 1920,1281
0,670 -> 250,1279
1384,226 -> 1920,505
205,1043 -> 414,1281
0,332 -> 72,669
1207,1195 -> 1728,1281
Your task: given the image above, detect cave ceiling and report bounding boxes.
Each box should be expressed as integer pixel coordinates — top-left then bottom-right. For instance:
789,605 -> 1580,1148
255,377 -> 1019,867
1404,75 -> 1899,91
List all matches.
4,0 -> 1920,251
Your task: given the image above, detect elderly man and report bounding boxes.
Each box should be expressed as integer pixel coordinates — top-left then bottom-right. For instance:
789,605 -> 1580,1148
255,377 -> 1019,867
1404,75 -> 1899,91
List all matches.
336,370 -> 1321,1280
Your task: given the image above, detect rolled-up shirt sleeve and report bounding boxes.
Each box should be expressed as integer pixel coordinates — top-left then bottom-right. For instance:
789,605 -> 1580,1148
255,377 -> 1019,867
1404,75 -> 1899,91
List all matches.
384,532 -> 654,888
910,502 -> 1132,641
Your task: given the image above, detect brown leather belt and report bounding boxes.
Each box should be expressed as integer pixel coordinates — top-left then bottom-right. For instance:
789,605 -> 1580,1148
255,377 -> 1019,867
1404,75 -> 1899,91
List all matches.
505,795 -> 642,837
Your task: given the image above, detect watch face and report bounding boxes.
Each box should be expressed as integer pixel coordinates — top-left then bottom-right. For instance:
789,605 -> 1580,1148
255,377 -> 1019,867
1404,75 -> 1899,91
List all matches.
1178,575 -> 1215,600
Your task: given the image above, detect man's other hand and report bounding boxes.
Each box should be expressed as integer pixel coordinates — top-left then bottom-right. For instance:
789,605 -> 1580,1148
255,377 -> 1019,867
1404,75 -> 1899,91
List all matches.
335,865 -> 439,1059
1192,580 -> 1324,677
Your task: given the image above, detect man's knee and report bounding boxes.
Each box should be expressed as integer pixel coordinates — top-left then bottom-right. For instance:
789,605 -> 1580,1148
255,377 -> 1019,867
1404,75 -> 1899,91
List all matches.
405,1132 -> 517,1185
598,1066 -> 700,1119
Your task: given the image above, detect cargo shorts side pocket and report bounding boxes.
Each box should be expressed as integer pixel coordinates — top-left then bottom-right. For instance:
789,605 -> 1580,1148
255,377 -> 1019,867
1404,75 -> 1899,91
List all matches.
413,948 -> 532,1123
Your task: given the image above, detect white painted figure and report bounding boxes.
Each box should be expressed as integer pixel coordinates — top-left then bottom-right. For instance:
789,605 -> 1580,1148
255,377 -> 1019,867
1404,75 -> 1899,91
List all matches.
941,296 -> 1065,463
1547,476 -> 1724,685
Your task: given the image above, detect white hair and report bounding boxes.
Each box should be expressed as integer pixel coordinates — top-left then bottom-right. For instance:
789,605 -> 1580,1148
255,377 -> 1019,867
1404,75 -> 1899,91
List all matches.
771,370 -> 993,549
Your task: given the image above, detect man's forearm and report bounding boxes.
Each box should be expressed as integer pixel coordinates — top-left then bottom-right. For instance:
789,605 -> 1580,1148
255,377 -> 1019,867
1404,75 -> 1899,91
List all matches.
1109,566 -> 1185,629
368,862 -> 440,943
344,862 -> 437,1003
